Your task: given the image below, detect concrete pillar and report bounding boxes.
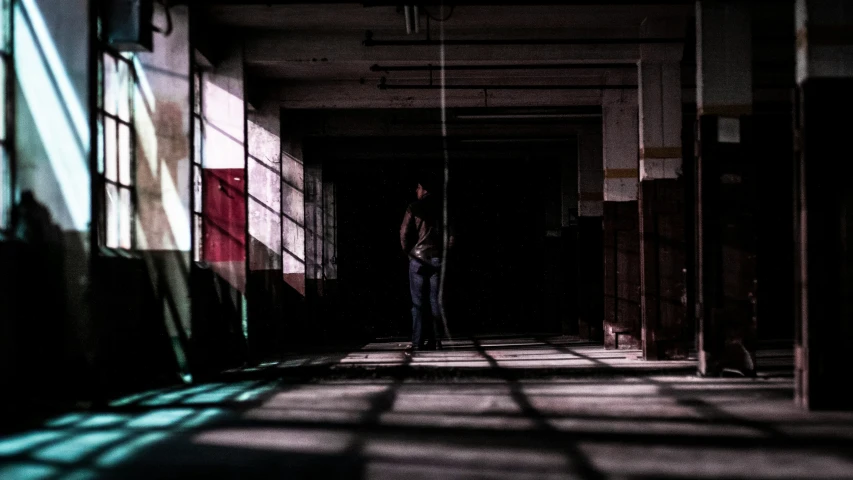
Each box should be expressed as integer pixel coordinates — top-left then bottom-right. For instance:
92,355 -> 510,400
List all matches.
133,5 -> 194,380
302,144 -> 342,343
201,43 -> 247,294
246,100 -> 283,361
304,159 -> 323,296
577,129 -> 604,341
281,135 -> 306,297
190,42 -> 249,370
695,0 -> 757,376
638,33 -> 690,360
794,0 -> 853,410
280,133 -> 308,345
602,82 -> 641,350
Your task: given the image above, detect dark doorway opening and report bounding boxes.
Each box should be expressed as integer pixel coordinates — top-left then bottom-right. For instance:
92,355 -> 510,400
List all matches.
320,136 -> 576,341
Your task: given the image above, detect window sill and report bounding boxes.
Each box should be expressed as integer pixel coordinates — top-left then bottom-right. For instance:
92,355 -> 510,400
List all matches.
97,245 -> 142,260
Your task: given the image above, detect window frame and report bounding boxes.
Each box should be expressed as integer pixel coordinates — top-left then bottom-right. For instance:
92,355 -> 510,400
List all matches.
0,0 -> 13,234
96,44 -> 137,250
191,65 -> 204,262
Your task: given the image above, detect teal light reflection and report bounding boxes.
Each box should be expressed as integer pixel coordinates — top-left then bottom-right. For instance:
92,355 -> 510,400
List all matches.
57,469 -> 99,480
0,463 -> 57,480
125,409 -> 195,428
109,388 -> 171,407
179,408 -> 225,429
45,413 -> 87,428
0,431 -> 64,455
140,390 -> 187,406
77,414 -> 130,429
33,431 -> 127,463
95,432 -> 168,468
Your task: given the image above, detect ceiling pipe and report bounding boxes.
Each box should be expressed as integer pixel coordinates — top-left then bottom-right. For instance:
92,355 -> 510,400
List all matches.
370,62 -> 636,72
377,82 -> 638,90
363,30 -> 683,46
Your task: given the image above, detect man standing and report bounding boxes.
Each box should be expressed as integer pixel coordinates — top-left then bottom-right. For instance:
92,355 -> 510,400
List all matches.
400,172 -> 448,351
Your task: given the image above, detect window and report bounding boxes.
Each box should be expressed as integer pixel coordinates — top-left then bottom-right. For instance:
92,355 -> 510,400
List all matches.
191,67 -> 204,261
0,0 -> 12,231
97,47 -> 135,249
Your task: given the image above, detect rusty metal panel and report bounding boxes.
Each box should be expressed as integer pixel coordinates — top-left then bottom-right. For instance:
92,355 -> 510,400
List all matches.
604,201 -> 641,350
577,217 -> 604,341
640,179 -> 689,360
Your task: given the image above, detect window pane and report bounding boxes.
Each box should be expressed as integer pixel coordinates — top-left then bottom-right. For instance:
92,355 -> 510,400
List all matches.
0,0 -> 8,50
193,164 -> 202,213
105,117 -> 117,181
193,214 -> 203,261
106,183 -> 119,248
0,59 -> 5,141
119,187 -> 132,249
0,147 -> 8,230
118,60 -> 131,122
193,71 -> 201,115
193,117 -> 203,167
118,124 -> 131,186
103,54 -> 116,116
97,114 -> 105,174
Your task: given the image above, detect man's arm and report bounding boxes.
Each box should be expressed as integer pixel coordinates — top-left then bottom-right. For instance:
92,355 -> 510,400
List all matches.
400,207 -> 415,254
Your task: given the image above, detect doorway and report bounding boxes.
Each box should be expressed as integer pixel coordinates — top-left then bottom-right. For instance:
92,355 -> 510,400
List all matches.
323,137 -> 573,340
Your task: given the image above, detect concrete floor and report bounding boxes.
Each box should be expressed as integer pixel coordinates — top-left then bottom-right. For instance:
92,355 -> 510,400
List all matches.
1,336 -> 851,479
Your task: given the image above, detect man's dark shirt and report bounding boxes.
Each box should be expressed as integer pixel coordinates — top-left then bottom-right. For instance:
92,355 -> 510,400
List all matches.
401,192 -> 444,262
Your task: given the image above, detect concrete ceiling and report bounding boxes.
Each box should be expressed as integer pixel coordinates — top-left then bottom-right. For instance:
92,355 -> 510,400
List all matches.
199,3 -> 695,109
198,2 -> 795,111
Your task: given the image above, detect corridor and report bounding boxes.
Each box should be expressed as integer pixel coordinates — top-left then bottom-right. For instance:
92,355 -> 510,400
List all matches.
2,0 -> 853,477
4,336 -> 850,479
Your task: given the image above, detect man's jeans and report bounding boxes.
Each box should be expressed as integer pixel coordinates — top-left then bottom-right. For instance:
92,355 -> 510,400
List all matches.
409,257 -> 442,348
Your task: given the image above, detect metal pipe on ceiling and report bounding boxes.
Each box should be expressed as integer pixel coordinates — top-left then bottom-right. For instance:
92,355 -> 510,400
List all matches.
377,83 -> 638,90
370,62 -> 636,72
363,30 -> 684,46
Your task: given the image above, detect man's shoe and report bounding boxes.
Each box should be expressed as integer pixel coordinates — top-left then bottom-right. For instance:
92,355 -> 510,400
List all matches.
435,339 -> 443,351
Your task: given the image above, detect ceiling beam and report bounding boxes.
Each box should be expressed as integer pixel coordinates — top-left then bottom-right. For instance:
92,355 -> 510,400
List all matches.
277,80 -> 611,109
245,32 -> 644,65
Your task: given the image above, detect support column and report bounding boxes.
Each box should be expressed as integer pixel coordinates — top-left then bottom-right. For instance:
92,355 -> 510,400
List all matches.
794,0 -> 853,410
193,42 -> 249,370
577,129 -> 604,341
304,153 -> 326,340
280,134 -> 307,345
638,32 -> 690,360
558,143 -> 579,335
247,100 -> 283,361
602,84 -> 641,350
696,0 -> 757,376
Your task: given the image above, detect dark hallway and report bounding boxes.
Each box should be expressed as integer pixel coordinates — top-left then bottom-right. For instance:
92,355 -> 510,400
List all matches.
321,135 -> 574,341
2,0 -> 853,478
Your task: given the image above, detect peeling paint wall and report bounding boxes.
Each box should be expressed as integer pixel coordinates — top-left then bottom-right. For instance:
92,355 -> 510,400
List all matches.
201,43 -> 246,293
247,101 -> 284,357
281,135 -> 306,296
132,5 -> 193,379
3,0 -> 94,409
248,102 -> 282,272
